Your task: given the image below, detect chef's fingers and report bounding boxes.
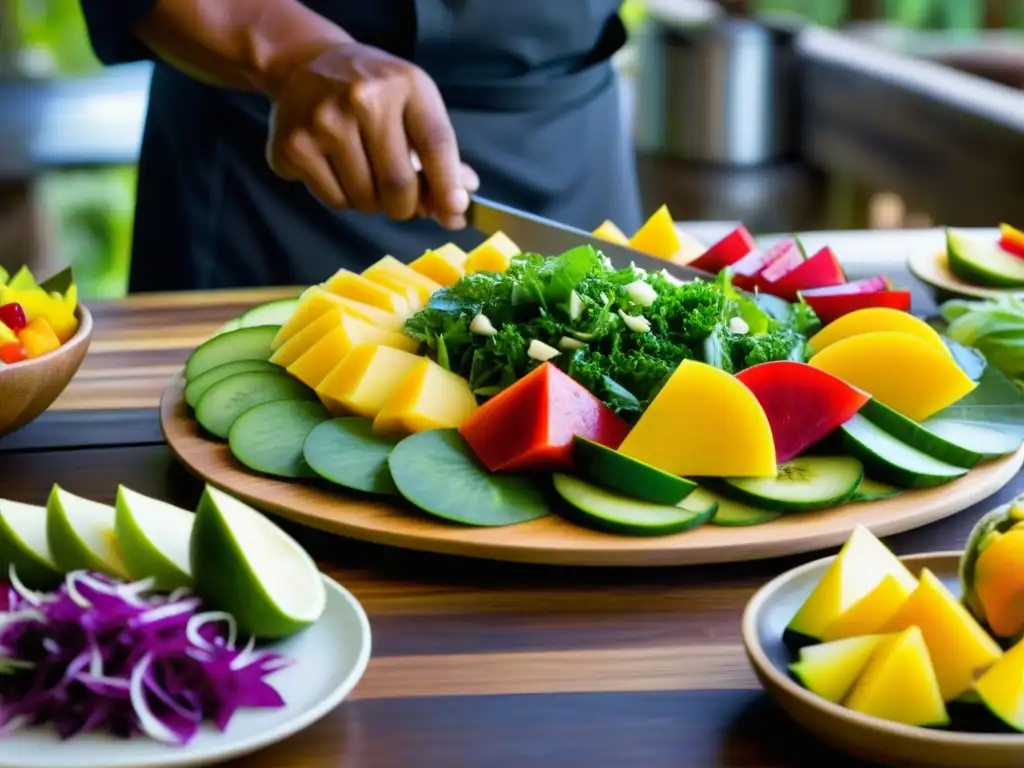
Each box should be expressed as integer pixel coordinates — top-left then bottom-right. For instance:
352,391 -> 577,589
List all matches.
313,103 -> 379,215
356,96 -> 419,221
267,125 -> 348,210
404,73 -> 467,229
418,162 -> 479,219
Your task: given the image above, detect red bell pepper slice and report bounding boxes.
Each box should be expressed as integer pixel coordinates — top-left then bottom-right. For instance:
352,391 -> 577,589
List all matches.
0,342 -> 27,364
735,361 -> 870,464
688,225 -> 756,273
459,362 -> 630,472
763,247 -> 847,301
800,276 -> 891,297
729,239 -> 799,291
998,223 -> 1024,260
802,290 -> 911,325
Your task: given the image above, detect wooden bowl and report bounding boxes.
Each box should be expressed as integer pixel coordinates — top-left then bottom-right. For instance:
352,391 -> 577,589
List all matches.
743,551 -> 1024,768
0,305 -> 93,437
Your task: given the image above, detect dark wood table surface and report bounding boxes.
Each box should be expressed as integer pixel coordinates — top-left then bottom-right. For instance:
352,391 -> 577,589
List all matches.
1,285 -> 1020,768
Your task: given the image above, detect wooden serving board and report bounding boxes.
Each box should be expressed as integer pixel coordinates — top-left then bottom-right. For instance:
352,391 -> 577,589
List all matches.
160,374 -> 1024,567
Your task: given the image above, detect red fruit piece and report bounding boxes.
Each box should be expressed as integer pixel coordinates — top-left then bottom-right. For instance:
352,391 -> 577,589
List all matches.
800,276 -> 890,297
0,302 -> 27,332
757,247 -> 805,288
998,223 -> 1024,260
689,225 -> 756,273
459,362 -> 630,472
763,247 -> 847,301
0,342 -> 27,364
803,290 -> 911,325
735,361 -> 870,464
729,239 -> 799,291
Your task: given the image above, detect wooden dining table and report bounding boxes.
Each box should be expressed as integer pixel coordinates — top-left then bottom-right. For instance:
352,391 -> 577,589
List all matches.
1,278 -> 1021,767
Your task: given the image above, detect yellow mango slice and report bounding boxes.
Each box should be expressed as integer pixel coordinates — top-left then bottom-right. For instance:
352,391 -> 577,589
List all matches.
373,358 -> 479,435
808,331 -> 976,421
975,634 -> 1024,731
323,268 -> 412,315
465,232 -> 520,274
270,308 -> 343,368
617,360 -> 776,477
272,287 -> 403,350
845,626 -> 950,727
0,320 -> 16,345
363,255 -> 443,305
592,219 -> 629,245
628,205 -> 681,260
19,317 -> 61,358
789,634 -> 888,703
883,568 -> 1002,700
316,344 -> 423,418
287,315 -> 420,390
409,248 -> 466,287
820,573 -> 916,641
357,268 -> 422,311
972,529 -> 1024,639
787,525 -> 917,641
808,308 -> 949,355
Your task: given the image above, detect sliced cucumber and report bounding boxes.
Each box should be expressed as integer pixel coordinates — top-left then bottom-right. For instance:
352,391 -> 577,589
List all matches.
303,417 -> 401,495
212,317 -> 244,338
184,360 -> 279,409
388,429 -> 550,527
689,486 -> 781,527
838,414 -> 969,489
920,418 -> 1023,461
572,436 -> 695,505
228,399 -> 329,478
947,228 -> 1024,288
552,473 -> 717,537
184,325 -> 280,381
850,477 -> 902,503
195,370 -> 315,439
859,399 -> 982,469
720,456 -> 863,512
241,298 -> 301,327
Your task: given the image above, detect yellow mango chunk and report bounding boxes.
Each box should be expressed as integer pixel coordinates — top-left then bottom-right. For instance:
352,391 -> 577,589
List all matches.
287,314 -> 420,390
0,320 -> 16,345
270,308 -> 344,368
820,573 -> 916,641
628,205 -> 681,260
364,256 -> 443,305
883,568 -> 1002,700
465,232 -> 520,274
272,287 -> 403,350
357,268 -> 422,311
971,529 -> 1024,639
617,359 -> 776,477
808,308 -> 949,356
410,248 -> 466,287
789,634 -> 888,704
975,634 -> 1024,731
787,525 -> 917,641
323,268 -> 412,315
592,219 -> 629,245
845,626 -> 950,727
316,344 -> 423,418
809,331 -> 977,421
373,358 -> 479,435
19,317 -> 61,358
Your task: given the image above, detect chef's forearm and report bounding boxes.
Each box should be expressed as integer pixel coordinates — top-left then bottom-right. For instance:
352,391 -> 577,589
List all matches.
134,0 -> 353,95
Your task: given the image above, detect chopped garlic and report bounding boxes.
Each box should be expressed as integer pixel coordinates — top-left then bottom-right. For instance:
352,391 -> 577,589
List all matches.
558,336 -> 586,351
600,254 -> 614,270
470,313 -> 498,336
728,317 -> 750,335
599,292 -> 609,304
568,329 -> 596,341
625,279 -> 658,307
659,268 -> 684,286
629,261 -> 648,277
527,339 -> 561,362
569,290 -> 584,321
617,309 -> 651,334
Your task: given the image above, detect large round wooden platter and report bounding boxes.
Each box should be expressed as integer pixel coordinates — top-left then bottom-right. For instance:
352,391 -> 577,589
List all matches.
161,374 -> 1024,567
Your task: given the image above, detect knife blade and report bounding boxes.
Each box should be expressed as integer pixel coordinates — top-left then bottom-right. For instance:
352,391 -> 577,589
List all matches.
466,195 -> 713,281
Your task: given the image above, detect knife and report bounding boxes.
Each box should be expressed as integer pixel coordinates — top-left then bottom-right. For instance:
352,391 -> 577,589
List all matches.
466,195 -> 714,281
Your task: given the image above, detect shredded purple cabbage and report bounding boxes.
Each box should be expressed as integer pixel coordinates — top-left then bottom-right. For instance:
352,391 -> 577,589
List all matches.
0,570 -> 292,745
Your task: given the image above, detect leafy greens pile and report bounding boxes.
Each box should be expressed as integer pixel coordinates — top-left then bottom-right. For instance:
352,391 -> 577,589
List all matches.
941,294 -> 1024,383
404,245 -> 820,417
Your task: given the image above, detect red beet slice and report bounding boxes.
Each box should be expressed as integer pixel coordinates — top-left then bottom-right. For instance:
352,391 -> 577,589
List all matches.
763,247 -> 847,301
803,290 -> 912,324
800,276 -> 890,297
689,226 -> 756,273
729,239 -> 799,291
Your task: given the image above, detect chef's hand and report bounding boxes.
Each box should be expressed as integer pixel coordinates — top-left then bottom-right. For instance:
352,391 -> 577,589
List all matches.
265,41 -> 478,229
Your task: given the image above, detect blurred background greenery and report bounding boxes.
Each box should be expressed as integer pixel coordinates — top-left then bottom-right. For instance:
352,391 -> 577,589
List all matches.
9,0 -> 1024,298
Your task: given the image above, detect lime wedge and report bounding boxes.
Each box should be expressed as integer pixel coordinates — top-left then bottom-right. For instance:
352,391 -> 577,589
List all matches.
46,485 -> 129,579
114,486 -> 194,590
190,485 -> 326,639
0,499 -> 63,590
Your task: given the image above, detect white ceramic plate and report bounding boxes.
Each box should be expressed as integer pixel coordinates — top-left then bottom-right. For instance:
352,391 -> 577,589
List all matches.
0,575 -> 371,768
907,245 -> 1024,301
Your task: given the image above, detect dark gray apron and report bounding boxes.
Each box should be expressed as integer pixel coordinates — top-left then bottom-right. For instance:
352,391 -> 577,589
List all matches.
128,0 -> 641,292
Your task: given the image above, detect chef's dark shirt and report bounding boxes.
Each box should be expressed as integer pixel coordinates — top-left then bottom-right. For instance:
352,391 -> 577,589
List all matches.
81,1 -> 642,292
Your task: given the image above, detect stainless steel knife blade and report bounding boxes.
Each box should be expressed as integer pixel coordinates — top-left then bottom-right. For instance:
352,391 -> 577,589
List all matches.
466,195 -> 713,281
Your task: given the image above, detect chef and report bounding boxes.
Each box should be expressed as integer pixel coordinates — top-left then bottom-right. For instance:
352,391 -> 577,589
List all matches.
80,0 -> 643,291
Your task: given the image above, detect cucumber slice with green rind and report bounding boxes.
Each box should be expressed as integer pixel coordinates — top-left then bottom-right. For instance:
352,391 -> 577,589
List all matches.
303,417 -> 400,495
572,436 -> 695,505
720,456 -> 864,512
839,414 -> 968,489
185,325 -> 280,381
388,429 -> 550,527
920,418 -> 1023,461
240,298 -> 301,327
552,473 -> 717,537
228,399 -> 329,478
195,370 -> 315,439
184,360 -> 280,409
849,477 -> 902,503
947,228 -> 1024,288
859,399 -> 982,469
211,317 -> 244,338
688,486 -> 782,526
